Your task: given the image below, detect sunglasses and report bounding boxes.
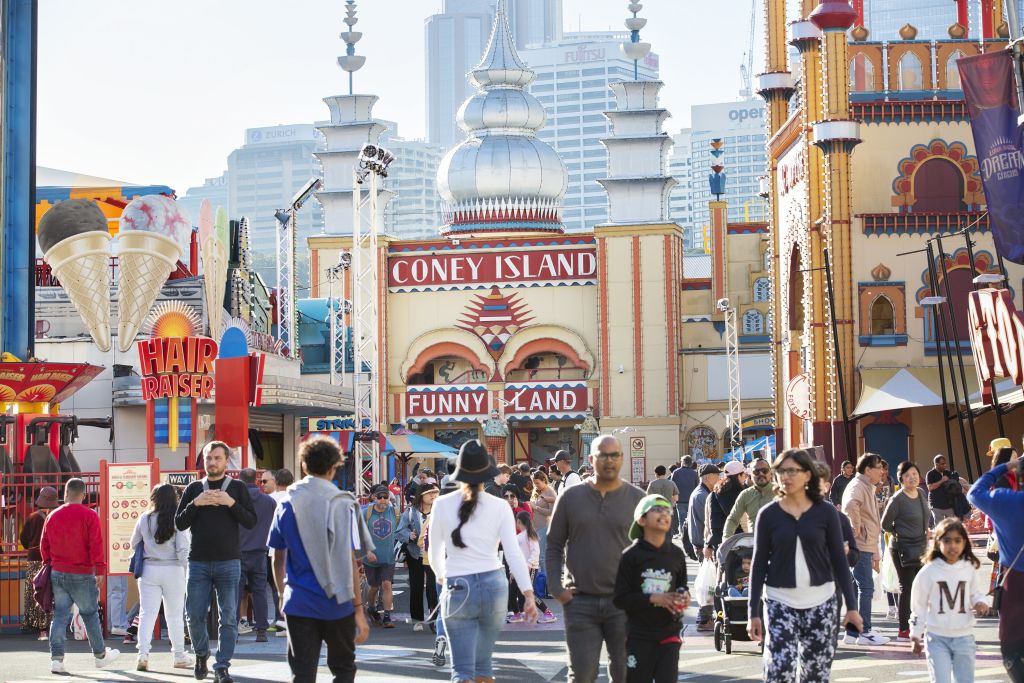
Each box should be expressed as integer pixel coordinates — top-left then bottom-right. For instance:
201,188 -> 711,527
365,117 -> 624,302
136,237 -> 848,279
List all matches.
373,494 -> 389,500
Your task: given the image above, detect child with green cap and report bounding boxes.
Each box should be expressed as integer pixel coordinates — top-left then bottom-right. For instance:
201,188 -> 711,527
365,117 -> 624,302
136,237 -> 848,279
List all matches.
613,494 -> 690,683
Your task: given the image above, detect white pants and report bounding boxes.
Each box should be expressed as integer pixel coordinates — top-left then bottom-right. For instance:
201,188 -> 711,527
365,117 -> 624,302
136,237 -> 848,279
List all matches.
137,563 -> 187,658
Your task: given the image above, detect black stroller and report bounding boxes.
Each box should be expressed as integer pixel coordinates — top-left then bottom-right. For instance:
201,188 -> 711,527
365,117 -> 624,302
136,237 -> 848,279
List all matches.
712,532 -> 763,654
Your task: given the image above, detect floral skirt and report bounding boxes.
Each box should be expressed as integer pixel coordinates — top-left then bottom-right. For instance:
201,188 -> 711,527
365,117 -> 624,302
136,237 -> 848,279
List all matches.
22,561 -> 51,632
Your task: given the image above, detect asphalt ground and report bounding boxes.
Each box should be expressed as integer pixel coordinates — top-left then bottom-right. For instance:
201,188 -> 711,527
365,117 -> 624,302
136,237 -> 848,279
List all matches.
0,558 -> 1007,682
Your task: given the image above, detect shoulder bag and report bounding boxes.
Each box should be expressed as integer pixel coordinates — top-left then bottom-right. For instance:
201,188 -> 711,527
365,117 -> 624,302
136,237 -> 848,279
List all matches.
129,515 -> 149,579
32,562 -> 53,613
992,541 -> 1024,611
893,492 -> 929,568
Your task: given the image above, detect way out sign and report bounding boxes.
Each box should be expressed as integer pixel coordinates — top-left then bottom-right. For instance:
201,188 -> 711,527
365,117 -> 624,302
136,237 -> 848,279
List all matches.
629,436 -> 646,484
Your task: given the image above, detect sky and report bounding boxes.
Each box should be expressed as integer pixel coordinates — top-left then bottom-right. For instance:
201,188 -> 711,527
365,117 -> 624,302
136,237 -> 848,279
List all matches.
37,0 -> 759,195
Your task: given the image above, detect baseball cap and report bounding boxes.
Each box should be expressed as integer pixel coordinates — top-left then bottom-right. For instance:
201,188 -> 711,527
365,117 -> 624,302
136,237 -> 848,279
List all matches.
988,437 -> 1013,455
370,484 -> 389,497
628,494 -> 673,540
723,460 -> 746,476
699,463 -> 721,477
553,450 -> 571,463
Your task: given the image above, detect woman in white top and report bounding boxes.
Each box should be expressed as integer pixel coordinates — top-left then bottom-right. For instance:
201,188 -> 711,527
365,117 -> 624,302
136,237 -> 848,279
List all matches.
129,483 -> 192,673
428,440 -> 537,683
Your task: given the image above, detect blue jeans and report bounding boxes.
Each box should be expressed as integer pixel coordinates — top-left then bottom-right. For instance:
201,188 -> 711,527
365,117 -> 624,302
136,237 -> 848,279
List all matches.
434,582 -> 445,638
847,551 -> 874,636
186,559 -> 241,672
563,594 -> 628,683
107,575 -> 128,629
441,568 -> 507,682
926,633 -> 975,683
537,526 -> 548,571
49,571 -> 105,659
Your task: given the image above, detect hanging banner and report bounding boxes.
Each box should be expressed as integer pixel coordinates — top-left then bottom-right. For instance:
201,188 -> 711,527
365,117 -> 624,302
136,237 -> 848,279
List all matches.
958,51 -> 1024,264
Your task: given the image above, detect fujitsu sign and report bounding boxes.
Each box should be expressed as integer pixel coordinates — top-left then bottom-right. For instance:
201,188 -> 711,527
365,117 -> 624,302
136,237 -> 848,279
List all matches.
967,287 -> 1024,404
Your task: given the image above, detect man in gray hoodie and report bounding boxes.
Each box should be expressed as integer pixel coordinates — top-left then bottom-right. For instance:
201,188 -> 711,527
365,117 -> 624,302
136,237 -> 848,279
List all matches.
269,436 -> 372,683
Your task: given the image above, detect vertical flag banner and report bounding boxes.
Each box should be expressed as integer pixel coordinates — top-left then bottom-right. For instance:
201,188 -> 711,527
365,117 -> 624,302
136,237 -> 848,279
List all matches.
958,51 -> 1024,264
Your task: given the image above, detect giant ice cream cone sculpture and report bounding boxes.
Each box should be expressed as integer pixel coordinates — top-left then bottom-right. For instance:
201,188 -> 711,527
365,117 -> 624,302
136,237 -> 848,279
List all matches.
116,195 -> 191,352
38,199 -> 113,351
198,200 -> 230,337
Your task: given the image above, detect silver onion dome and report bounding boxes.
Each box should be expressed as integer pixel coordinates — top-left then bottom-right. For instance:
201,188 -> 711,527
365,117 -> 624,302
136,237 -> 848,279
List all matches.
437,0 -> 567,235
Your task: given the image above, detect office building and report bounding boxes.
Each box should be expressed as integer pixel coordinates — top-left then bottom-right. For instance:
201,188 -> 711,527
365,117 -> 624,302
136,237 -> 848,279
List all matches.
522,32 -> 658,232
667,129 -> 697,250
676,101 -> 767,248
425,0 -> 563,150
226,124 -> 324,264
379,125 -> 445,239
178,172 -> 229,222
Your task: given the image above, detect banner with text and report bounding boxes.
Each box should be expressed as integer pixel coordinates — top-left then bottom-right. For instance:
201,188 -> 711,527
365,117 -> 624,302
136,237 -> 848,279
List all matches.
102,461 -> 158,575
406,385 -> 489,423
959,51 -> 1024,264
389,248 -> 597,292
503,381 -> 589,420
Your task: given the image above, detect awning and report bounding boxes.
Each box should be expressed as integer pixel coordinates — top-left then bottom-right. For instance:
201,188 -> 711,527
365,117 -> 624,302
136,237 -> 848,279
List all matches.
852,366 -> 982,419
383,433 -> 457,457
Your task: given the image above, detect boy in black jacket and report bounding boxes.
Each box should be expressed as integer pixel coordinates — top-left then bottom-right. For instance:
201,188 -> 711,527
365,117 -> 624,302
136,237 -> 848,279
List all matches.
614,494 -> 689,683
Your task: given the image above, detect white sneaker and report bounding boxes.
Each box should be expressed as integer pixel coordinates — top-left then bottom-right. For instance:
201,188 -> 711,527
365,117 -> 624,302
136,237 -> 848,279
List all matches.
413,622 -> 425,632
110,626 -> 128,636
857,631 -> 891,646
237,619 -> 253,635
274,619 -> 288,629
174,654 -> 196,669
885,607 -> 896,620
842,633 -> 858,645
95,647 -> 122,669
51,659 -> 66,674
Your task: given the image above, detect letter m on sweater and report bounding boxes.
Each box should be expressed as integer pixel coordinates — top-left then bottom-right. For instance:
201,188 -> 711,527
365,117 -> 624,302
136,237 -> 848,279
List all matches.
937,581 -> 966,614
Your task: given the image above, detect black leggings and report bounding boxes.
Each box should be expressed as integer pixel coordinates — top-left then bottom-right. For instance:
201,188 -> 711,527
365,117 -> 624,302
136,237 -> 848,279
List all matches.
510,569 -> 548,613
405,555 -> 437,623
890,545 -> 921,633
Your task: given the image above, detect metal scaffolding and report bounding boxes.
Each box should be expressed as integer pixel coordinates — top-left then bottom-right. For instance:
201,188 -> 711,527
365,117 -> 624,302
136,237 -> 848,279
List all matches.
275,211 -> 296,356
327,253 -> 352,387
718,298 -> 744,451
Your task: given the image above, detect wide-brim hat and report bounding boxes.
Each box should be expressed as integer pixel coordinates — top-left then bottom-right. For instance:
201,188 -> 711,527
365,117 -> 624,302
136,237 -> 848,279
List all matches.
35,486 -> 59,509
628,494 -> 673,540
451,439 -> 500,485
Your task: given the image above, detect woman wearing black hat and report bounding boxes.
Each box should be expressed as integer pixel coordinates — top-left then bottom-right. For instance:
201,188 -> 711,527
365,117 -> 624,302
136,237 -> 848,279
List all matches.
428,440 -> 537,683
21,487 -> 59,639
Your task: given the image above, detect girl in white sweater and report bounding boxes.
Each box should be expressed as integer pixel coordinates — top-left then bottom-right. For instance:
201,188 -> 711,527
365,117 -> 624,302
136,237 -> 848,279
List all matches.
910,518 -> 989,683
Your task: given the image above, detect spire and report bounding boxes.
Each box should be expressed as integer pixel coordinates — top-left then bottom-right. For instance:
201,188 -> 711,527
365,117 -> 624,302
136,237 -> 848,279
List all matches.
337,0 -> 366,94
469,0 -> 533,90
621,2 -> 652,80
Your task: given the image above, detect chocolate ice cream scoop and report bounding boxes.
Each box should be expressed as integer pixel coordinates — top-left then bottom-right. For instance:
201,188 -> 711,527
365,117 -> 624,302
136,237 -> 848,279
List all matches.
37,198 -> 108,253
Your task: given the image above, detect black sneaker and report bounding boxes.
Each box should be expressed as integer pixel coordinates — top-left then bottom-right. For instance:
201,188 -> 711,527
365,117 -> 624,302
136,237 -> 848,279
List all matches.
194,655 -> 209,680
382,611 -> 394,629
214,668 -> 234,683
369,609 -> 382,626
255,630 -> 268,643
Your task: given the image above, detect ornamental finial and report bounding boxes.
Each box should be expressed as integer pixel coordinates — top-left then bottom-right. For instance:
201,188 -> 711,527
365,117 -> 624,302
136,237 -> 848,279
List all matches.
621,2 -> 651,80
338,0 -> 366,94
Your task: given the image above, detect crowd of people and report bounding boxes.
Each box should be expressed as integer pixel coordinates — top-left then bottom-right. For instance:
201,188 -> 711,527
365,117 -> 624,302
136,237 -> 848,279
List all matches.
17,430 -> 1024,683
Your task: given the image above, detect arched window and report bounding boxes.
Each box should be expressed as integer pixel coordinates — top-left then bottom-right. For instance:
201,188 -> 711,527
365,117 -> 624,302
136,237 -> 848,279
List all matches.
913,158 -> 965,212
946,51 -> 964,90
753,277 -> 771,302
743,309 -> 765,334
870,296 -> 896,335
849,54 -> 875,92
898,52 -> 923,91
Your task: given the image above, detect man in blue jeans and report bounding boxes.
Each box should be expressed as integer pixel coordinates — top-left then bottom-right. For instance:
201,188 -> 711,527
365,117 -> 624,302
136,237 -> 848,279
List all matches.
841,453 -> 890,646
176,441 -> 257,682
40,478 -> 122,674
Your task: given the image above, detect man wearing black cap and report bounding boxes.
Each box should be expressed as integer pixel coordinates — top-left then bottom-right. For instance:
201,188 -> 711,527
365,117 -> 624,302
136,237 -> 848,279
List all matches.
553,450 -> 582,496
361,484 -> 399,628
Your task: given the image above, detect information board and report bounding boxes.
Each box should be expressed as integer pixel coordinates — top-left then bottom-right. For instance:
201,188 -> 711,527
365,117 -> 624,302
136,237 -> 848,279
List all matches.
629,436 -> 647,485
101,461 -> 158,576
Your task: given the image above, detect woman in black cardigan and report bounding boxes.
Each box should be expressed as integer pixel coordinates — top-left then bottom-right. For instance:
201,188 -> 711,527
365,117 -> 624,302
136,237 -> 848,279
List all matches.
747,449 -> 862,682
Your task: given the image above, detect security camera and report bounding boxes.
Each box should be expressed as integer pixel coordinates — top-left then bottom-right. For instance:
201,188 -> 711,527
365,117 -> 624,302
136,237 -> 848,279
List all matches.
715,298 -> 731,312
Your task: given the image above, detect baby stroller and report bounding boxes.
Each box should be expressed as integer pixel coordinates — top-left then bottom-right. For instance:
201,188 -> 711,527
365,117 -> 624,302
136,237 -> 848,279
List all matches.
712,532 -> 762,654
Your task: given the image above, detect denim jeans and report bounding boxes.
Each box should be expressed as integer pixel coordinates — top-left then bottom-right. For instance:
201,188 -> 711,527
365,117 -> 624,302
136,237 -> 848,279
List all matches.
676,503 -> 688,537
186,559 -> 241,672
49,571 -> 105,659
435,582 -> 445,638
563,594 -> 628,683
537,526 -> 548,571
107,574 -> 128,629
239,551 -> 269,630
847,551 -> 874,635
926,633 -> 975,683
441,568 -> 507,683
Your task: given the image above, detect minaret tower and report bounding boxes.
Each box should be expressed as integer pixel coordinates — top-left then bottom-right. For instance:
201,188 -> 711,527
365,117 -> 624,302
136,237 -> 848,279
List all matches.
594,2 -> 683,462
809,0 -> 860,461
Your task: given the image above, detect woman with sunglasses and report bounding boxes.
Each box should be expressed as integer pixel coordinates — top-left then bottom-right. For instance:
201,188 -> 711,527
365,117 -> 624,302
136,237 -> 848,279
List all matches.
747,448 -> 862,682
428,440 -> 536,683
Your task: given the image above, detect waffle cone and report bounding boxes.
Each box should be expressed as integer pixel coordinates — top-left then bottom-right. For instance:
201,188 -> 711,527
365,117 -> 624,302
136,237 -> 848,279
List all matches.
201,237 -> 228,336
116,231 -> 183,352
44,231 -> 112,352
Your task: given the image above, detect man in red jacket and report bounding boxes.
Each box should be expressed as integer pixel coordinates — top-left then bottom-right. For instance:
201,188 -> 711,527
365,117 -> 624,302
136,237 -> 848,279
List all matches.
40,478 -> 122,674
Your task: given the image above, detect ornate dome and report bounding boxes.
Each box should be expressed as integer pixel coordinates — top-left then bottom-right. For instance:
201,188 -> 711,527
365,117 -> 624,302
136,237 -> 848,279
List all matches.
436,0 -> 567,235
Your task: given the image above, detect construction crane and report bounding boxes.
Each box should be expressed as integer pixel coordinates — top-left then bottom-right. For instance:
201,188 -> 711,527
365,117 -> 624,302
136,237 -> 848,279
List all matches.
739,0 -> 756,99
717,297 -> 744,454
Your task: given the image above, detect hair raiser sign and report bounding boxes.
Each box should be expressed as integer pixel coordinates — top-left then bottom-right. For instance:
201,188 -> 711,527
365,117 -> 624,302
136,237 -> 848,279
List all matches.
137,337 -> 218,400
388,248 -> 597,292
967,287 -> 1024,404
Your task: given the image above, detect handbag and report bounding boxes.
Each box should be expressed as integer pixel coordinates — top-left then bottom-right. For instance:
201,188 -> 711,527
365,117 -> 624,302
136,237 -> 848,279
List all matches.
129,539 -> 145,579
32,562 -> 53,613
993,541 -> 1024,611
